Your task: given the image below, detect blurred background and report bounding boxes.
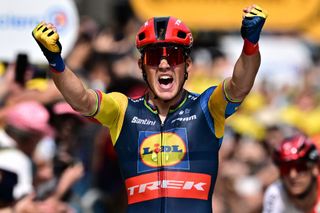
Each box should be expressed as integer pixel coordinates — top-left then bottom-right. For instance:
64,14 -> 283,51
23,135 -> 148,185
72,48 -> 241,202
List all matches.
1,0 -> 320,212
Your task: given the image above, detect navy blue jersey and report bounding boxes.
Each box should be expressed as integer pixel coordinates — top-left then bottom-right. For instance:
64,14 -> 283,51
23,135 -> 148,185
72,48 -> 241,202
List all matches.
91,82 -> 240,212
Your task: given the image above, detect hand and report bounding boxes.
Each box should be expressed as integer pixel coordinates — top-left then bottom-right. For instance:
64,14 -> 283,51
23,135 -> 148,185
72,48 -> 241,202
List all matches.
241,5 -> 268,44
32,22 -> 65,72
14,194 -> 39,213
54,162 -> 84,199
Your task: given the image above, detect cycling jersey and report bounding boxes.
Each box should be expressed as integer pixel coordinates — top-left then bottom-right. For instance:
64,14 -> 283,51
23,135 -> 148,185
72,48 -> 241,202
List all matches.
90,82 -> 240,213
263,178 -> 320,213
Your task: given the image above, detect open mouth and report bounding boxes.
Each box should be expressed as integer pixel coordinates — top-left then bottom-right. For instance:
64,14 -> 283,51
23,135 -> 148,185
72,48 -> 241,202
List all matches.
158,76 -> 173,85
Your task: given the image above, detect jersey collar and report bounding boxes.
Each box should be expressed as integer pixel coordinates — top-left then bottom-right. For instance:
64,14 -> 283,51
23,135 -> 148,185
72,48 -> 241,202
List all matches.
144,90 -> 188,114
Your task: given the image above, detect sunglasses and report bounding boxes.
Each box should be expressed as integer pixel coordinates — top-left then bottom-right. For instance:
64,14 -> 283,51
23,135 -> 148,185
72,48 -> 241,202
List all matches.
143,46 -> 186,67
279,160 -> 310,176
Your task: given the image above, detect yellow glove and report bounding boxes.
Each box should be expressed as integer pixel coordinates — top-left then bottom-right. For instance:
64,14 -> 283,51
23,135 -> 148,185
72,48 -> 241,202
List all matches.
32,22 -> 65,72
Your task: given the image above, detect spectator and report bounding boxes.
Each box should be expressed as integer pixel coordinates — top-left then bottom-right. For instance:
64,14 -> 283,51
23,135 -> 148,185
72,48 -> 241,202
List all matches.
263,134 -> 320,212
0,101 -> 53,200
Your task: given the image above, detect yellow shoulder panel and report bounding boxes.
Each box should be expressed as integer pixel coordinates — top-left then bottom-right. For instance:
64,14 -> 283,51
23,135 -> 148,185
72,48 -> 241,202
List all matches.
208,83 -> 227,138
94,92 -> 128,145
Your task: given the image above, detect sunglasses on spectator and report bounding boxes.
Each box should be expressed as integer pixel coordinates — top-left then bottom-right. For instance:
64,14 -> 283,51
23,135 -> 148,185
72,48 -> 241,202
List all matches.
279,160 -> 311,176
143,45 -> 186,67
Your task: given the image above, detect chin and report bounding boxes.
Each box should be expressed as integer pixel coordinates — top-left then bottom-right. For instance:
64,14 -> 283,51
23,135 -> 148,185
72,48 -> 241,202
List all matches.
288,185 -> 307,196
153,87 -> 178,101
157,94 -> 176,101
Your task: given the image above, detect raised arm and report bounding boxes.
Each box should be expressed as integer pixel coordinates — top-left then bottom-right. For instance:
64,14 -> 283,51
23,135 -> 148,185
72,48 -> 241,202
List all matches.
32,22 -> 96,115
225,5 -> 268,102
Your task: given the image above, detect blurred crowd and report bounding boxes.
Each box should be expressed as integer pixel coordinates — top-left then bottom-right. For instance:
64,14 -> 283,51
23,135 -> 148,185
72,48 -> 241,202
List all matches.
1,2 -> 320,213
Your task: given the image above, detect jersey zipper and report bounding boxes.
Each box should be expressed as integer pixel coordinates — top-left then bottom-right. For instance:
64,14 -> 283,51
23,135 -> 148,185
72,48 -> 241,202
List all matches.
159,117 -> 168,213
156,112 -> 169,213
160,122 -> 165,213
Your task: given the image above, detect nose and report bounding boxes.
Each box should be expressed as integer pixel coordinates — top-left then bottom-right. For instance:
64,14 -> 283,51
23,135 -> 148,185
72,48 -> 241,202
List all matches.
288,167 -> 298,178
158,58 -> 170,71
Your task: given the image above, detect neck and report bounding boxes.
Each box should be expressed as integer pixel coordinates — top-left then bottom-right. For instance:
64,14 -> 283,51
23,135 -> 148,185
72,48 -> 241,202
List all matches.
148,89 -> 185,118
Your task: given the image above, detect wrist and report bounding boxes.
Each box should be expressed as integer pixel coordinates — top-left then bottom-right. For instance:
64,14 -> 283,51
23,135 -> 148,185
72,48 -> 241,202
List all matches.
242,39 -> 259,55
46,54 -> 65,72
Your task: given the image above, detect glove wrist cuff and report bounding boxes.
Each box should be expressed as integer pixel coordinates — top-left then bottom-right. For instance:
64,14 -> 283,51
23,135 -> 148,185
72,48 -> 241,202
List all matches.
242,39 -> 259,55
50,67 -> 64,74
46,54 -> 65,72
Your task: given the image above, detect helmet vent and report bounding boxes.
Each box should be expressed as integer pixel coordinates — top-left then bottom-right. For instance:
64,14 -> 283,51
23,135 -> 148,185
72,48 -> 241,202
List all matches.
156,21 -> 167,40
177,31 -> 187,39
154,17 -> 169,40
138,32 -> 146,41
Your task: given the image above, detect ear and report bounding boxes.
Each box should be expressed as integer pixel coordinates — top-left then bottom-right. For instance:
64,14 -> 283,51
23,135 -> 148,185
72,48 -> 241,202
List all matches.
138,58 -> 143,69
185,57 -> 192,71
312,165 -> 319,176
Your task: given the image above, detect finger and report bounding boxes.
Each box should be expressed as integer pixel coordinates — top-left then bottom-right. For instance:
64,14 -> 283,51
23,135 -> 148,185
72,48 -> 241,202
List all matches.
245,6 -> 268,18
42,25 -> 57,37
50,31 -> 59,40
254,5 -> 262,12
46,23 -> 57,32
243,5 -> 254,13
242,6 -> 255,19
40,23 -> 56,34
36,21 -> 46,30
33,22 -> 46,37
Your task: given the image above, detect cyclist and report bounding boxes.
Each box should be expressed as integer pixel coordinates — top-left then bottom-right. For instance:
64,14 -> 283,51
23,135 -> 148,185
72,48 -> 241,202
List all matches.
263,134 -> 320,213
32,4 -> 267,212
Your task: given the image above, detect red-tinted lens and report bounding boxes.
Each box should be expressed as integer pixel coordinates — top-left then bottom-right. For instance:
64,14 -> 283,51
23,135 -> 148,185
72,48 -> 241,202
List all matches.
279,161 -> 309,176
143,46 -> 185,67
143,46 -> 163,66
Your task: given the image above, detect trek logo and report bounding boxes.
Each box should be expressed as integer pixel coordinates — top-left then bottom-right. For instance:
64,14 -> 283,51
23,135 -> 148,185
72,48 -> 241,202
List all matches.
128,180 -> 205,195
171,115 -> 197,124
131,116 -> 156,126
125,171 -> 211,204
137,128 -> 190,173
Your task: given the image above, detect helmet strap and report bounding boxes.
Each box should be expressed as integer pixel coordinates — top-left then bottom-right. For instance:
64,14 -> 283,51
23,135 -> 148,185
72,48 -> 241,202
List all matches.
184,68 -> 188,80
142,67 -> 158,100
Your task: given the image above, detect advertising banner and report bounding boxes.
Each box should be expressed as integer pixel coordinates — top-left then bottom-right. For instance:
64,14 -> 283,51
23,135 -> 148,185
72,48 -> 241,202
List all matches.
130,0 -> 320,32
0,0 -> 79,63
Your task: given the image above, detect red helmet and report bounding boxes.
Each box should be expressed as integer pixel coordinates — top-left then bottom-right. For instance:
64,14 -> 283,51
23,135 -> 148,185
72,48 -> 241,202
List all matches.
136,16 -> 193,52
273,134 -> 319,165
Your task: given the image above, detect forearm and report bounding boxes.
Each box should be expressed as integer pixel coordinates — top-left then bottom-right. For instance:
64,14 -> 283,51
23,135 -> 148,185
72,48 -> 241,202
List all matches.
226,50 -> 261,101
52,163 -> 84,200
32,23 -> 97,115
51,67 -> 96,115
225,4 -> 267,102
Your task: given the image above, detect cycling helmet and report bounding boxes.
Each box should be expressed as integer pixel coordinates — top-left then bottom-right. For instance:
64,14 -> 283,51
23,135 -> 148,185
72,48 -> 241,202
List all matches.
136,16 -> 193,52
273,134 -> 319,165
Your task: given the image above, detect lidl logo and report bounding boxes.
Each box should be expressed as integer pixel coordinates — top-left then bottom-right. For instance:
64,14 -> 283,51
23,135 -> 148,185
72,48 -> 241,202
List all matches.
137,128 -> 190,173
140,132 -> 186,167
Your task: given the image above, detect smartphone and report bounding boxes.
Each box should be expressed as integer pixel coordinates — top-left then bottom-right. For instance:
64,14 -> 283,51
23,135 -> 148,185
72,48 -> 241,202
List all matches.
15,53 -> 29,86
